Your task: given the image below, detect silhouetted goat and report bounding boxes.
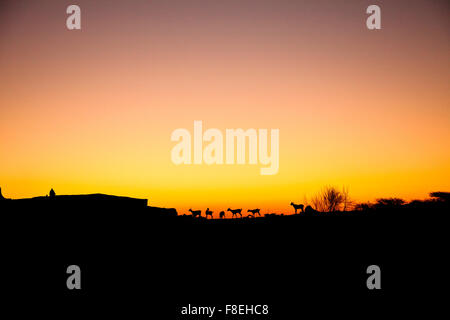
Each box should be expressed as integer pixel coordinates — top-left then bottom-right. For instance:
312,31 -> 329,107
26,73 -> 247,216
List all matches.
189,209 -> 201,218
247,209 -> 261,217
290,202 -> 304,214
227,208 -> 242,218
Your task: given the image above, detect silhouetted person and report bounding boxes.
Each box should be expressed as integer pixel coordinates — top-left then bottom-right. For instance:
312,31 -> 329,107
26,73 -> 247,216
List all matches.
0,187 -> 4,200
205,208 -> 213,219
49,188 -> 56,198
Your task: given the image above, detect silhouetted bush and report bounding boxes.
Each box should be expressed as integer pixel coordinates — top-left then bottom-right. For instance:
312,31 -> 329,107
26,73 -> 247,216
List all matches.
373,198 -> 405,210
304,205 -> 317,214
311,186 -> 344,212
429,192 -> 450,202
354,202 -> 373,211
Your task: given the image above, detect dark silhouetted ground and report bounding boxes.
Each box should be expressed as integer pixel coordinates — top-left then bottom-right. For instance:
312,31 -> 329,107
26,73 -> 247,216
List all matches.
1,192 -> 446,317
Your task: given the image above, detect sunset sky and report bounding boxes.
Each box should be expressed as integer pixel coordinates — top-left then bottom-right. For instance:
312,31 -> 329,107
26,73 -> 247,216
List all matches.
1,0 -> 449,216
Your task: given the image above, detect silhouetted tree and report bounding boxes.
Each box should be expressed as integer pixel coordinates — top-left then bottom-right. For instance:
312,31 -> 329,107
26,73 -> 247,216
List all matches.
429,192 -> 450,202
374,198 -> 405,209
310,194 -> 324,212
49,188 -> 56,198
408,199 -> 425,207
342,186 -> 354,212
311,186 -> 344,212
354,202 -> 373,211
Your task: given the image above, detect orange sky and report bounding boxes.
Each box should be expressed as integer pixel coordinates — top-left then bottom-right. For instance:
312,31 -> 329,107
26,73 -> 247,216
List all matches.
1,0 -> 449,216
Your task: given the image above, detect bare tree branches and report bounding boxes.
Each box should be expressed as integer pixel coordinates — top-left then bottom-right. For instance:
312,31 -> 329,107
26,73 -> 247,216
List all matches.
310,186 -> 349,212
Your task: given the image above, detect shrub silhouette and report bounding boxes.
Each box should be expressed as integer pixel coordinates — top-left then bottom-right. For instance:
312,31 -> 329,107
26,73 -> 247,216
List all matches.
374,198 -> 405,209
354,202 -> 373,211
304,205 -> 316,214
430,192 -> 450,202
311,186 -> 344,212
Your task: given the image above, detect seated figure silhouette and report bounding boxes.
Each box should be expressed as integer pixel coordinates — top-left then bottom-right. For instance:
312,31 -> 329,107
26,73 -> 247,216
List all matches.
49,188 -> 56,198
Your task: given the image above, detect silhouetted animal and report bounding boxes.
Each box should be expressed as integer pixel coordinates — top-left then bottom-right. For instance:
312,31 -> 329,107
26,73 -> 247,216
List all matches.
247,208 -> 261,217
290,202 -> 304,214
205,208 -> 213,219
189,209 -> 201,218
219,211 -> 225,219
227,208 -> 242,218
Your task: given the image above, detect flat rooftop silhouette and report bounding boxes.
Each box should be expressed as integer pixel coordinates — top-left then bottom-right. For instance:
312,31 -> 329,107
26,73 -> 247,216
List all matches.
2,193 -> 147,208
